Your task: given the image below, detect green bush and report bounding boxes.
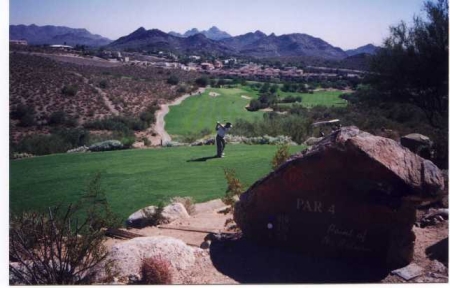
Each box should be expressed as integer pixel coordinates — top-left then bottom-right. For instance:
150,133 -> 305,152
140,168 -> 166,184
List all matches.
61,85 -> 78,96
167,75 -> 179,85
195,76 -> 209,87
99,79 -> 108,89
15,134 -> 71,155
11,104 -> 36,127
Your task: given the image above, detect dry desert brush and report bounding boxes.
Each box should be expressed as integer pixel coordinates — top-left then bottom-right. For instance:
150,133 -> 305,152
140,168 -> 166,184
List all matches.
271,143 -> 291,170
222,168 -> 245,229
9,173 -> 119,285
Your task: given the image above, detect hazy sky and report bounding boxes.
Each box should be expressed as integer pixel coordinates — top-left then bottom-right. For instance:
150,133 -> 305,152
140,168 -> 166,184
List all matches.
9,0 -> 428,50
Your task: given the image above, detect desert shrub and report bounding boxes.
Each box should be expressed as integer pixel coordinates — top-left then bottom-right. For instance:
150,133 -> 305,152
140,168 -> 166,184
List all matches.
170,197 -> 195,215
281,95 -> 302,103
119,136 -> 135,148
222,168 -> 244,229
48,112 -> 78,127
176,85 -> 187,93
9,174 -> 118,285
139,103 -> 159,127
271,144 -> 290,170
61,85 -> 78,96
142,202 -> 165,227
98,79 -> 108,89
11,104 -> 36,127
141,256 -> 172,284
51,128 -> 90,147
85,114 -> 152,133
167,75 -> 179,85
195,76 -> 209,87
16,134 -> 71,155
48,111 -> 67,125
232,114 -> 310,144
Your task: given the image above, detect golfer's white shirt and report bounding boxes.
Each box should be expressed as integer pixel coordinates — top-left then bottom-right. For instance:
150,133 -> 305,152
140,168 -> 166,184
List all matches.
217,126 -> 229,137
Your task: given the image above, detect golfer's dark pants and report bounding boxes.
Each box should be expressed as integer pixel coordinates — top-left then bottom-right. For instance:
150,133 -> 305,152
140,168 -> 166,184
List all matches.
216,135 -> 225,156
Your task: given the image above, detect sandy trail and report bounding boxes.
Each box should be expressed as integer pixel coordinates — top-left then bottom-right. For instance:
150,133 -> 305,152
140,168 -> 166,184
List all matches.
70,71 -> 119,116
153,88 -> 205,144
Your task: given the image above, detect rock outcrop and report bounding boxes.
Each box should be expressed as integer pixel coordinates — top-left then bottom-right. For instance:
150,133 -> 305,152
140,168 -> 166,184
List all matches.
126,203 -> 190,228
234,126 -> 445,269
94,236 -> 197,283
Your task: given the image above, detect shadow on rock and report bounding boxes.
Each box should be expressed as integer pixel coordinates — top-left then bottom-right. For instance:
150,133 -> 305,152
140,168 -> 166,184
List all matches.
187,155 -> 218,162
426,237 -> 448,266
209,237 -> 389,284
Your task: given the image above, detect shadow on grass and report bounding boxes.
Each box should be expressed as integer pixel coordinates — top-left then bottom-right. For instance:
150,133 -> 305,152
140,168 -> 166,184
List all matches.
187,155 -> 219,162
209,237 -> 389,284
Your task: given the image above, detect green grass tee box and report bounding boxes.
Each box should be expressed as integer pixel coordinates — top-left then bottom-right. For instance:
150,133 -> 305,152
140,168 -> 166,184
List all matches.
10,144 -> 305,221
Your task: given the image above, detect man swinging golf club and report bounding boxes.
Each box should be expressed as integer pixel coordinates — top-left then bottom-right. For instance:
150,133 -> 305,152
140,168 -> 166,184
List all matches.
215,121 -> 232,158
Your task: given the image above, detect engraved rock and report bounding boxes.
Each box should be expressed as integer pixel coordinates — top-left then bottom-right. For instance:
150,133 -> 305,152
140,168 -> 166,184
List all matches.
234,126 -> 445,269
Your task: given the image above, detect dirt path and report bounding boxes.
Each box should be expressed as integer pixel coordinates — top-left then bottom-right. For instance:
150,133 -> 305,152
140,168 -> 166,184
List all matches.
152,88 -> 205,144
70,71 -> 119,116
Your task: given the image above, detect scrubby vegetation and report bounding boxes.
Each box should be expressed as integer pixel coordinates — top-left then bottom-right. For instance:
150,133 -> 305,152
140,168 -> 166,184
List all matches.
9,173 -> 118,285
271,144 -> 291,170
9,52 -> 199,154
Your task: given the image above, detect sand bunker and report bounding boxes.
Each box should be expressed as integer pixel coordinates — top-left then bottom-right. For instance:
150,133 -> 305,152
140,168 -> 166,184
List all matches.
241,95 -> 252,99
209,92 -> 220,97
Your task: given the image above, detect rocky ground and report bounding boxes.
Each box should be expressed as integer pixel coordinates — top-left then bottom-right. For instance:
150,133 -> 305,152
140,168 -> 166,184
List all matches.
103,199 -> 448,284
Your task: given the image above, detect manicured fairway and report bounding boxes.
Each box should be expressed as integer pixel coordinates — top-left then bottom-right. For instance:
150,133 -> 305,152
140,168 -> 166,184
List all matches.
278,90 -> 348,108
10,144 -> 304,221
165,87 -> 263,138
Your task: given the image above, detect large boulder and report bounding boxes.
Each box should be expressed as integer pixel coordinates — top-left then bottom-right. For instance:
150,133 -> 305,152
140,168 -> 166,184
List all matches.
126,203 -> 190,228
94,236 -> 197,283
234,126 -> 445,269
400,133 -> 433,157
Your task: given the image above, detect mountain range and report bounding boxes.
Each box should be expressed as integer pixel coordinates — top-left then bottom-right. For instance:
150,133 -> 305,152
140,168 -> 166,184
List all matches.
108,27 -> 356,60
168,26 -> 232,40
9,24 -> 112,47
10,24 -> 379,60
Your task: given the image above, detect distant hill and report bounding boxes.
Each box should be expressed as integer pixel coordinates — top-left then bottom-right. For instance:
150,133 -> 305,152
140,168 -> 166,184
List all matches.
108,27 -> 233,55
168,26 -> 232,40
9,24 -> 112,46
224,32 -> 347,59
345,44 -> 379,56
111,28 -> 348,59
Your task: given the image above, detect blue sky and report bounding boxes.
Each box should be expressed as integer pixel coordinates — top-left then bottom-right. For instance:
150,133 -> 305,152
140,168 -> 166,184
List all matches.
9,0 -> 426,50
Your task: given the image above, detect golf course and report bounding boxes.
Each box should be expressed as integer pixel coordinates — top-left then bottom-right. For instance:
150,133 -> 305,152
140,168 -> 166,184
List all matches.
10,85 -> 345,220
165,86 -> 347,138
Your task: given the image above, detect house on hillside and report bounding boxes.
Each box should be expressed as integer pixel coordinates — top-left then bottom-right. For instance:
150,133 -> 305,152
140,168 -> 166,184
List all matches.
201,62 -> 215,70
49,44 -> 73,51
214,60 -> 223,69
10,40 -> 28,45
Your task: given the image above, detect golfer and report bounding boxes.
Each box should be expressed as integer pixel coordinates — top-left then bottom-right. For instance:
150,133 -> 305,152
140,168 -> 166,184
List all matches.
215,121 -> 232,158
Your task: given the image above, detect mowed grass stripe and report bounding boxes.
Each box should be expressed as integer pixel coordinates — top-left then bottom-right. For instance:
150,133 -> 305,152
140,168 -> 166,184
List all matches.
10,144 -> 305,221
